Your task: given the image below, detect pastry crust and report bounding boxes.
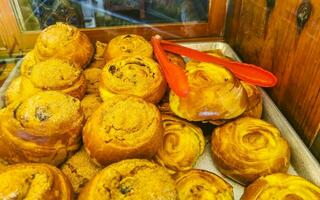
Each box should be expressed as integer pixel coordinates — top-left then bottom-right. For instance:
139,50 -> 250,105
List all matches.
211,117 -> 290,185
175,169 -> 234,200
155,115 -> 205,172
80,94 -> 103,120
241,173 -> 320,200
240,81 -> 262,119
105,34 -> 153,59
169,61 -> 248,122
78,159 -> 177,200
99,56 -> 166,103
0,163 -> 73,200
83,95 -> 163,166
0,91 -> 84,165
83,68 -> 102,94
34,23 -> 93,68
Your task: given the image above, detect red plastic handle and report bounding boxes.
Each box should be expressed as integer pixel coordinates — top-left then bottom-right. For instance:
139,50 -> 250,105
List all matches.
160,40 -> 278,87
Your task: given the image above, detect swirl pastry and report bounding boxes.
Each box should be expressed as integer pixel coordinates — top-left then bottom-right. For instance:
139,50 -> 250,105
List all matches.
83,95 -> 163,166
99,56 -> 166,103
155,115 -> 205,172
105,34 -> 153,59
241,173 -> 320,200
34,23 -> 93,68
0,163 -> 73,199
170,61 -> 248,122
61,147 -> 102,194
78,159 -> 177,200
80,94 -> 103,120
241,81 -> 262,119
0,91 -> 84,165
175,169 -> 234,200
84,68 -> 102,94
211,117 -> 290,185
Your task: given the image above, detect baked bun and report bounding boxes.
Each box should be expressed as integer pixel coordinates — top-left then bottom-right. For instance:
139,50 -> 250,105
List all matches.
34,23 -> 93,68
0,163 -> 73,199
175,169 -> 234,200
105,34 -> 153,59
0,91 -> 84,165
61,147 -> 102,194
99,56 -> 166,103
241,173 -> 320,200
87,41 -> 107,69
169,61 -> 248,122
241,81 -> 262,118
84,68 -> 102,94
80,94 -> 103,120
155,115 -> 205,172
83,95 -> 163,166
211,117 -> 290,185
78,159 -> 177,200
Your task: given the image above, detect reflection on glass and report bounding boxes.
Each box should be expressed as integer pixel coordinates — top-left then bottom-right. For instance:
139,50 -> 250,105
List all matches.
12,0 -> 209,31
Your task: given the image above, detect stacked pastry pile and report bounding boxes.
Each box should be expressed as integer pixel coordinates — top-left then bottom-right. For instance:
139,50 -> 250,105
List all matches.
0,23 -> 319,200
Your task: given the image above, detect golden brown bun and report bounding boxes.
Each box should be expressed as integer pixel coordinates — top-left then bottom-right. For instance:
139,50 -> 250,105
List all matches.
211,117 -> 290,185
61,147 -> 102,194
0,91 -> 84,165
240,81 -> 262,119
78,159 -> 177,200
105,34 -> 153,59
155,115 -> 205,172
80,94 -> 103,120
169,61 -> 248,122
175,169 -> 234,200
241,173 -> 320,200
83,68 -> 102,94
99,56 -> 166,103
0,163 -> 73,199
83,95 -> 163,166
34,23 -> 93,68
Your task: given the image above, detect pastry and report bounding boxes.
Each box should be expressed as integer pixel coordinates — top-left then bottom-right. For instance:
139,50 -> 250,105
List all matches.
34,23 -> 93,68
84,67 -> 102,94
240,81 -> 262,118
80,94 -> 103,120
0,163 -> 73,199
87,41 -> 107,69
0,91 -> 84,165
211,117 -> 290,185
169,61 -> 248,122
83,95 -> 163,166
241,173 -> 320,200
99,56 -> 166,103
78,159 -> 177,200
20,50 -> 37,76
155,115 -> 205,172
105,34 -> 153,59
175,169 -> 234,200
61,147 -> 102,194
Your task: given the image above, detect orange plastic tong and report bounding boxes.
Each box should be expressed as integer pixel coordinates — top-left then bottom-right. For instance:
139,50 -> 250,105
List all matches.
151,36 -> 278,97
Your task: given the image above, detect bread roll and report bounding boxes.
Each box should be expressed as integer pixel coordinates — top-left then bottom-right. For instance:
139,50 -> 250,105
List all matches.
211,117 -> 290,185
83,95 -> 163,166
78,159 -> 177,200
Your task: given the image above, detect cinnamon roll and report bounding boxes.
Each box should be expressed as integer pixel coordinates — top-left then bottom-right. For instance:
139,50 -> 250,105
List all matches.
78,159 -> 177,200
34,23 -> 93,68
155,115 -> 205,172
83,95 -> 163,166
241,81 -> 262,119
99,56 -> 166,103
84,68 -> 102,94
241,173 -> 320,200
211,117 -> 290,185
61,147 -> 102,194
105,34 -> 153,59
0,91 -> 84,165
175,169 -> 234,200
80,94 -> 103,120
169,61 -> 248,122
0,163 -> 73,199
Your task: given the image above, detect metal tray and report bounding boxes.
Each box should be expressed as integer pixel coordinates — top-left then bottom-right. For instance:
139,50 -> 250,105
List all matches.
0,41 -> 319,199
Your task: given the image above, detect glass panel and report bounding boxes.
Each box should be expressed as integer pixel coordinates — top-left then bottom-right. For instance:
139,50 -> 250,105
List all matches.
12,0 -> 209,31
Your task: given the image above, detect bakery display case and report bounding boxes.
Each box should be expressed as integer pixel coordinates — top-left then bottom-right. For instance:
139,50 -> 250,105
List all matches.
0,0 -> 319,199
